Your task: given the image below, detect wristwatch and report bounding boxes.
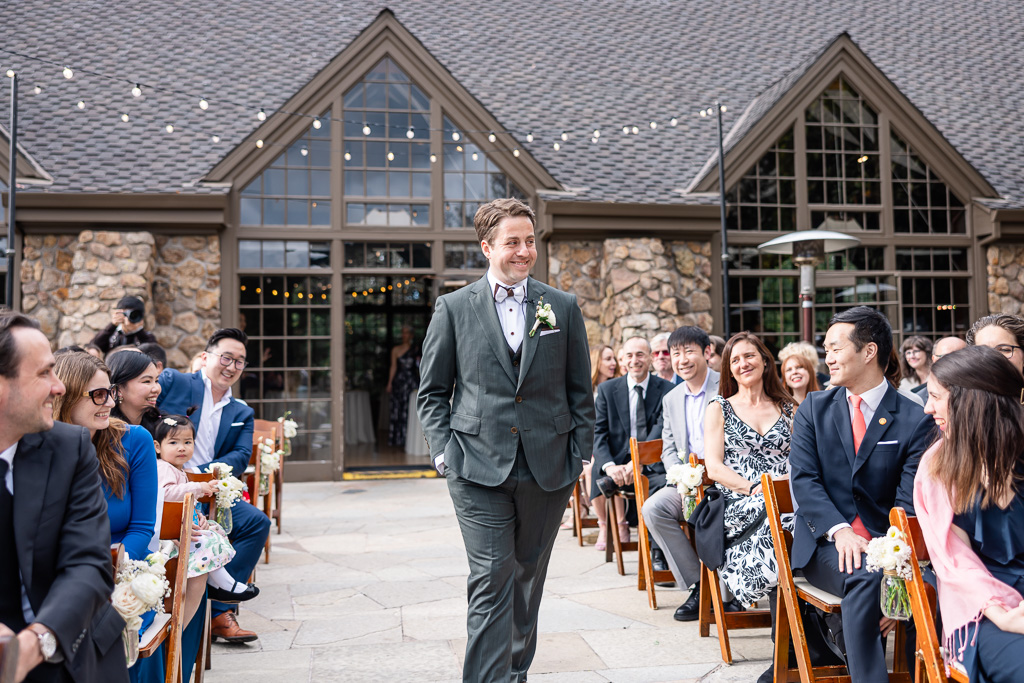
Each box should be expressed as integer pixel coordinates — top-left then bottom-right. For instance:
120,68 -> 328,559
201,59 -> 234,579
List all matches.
28,625 -> 60,663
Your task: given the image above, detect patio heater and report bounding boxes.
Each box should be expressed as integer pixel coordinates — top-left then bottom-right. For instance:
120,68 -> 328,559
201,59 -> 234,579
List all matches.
756,230 -> 860,343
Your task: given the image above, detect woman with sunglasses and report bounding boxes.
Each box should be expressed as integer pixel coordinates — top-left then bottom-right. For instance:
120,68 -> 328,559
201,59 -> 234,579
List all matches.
52,352 -> 164,683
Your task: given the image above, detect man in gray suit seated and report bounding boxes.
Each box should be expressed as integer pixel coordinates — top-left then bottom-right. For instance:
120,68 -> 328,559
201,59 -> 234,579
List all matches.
641,326 -> 743,621
418,198 -> 595,683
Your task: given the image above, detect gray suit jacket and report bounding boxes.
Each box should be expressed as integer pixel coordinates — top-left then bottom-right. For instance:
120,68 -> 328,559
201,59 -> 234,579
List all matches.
417,275 -> 595,491
659,369 -> 720,471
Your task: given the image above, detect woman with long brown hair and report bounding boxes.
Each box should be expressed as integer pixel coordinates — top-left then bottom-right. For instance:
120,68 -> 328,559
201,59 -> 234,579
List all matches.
704,332 -> 795,606
915,345 -> 1024,682
586,344 -> 620,550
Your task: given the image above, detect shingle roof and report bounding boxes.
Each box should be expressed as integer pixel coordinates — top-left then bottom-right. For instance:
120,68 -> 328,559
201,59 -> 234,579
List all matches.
1,1 -> 1022,207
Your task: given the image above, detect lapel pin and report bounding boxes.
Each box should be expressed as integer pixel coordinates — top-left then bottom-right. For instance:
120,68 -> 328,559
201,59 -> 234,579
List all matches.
878,418 -> 887,425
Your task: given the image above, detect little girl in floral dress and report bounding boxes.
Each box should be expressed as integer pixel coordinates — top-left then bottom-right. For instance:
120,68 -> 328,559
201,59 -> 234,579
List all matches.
153,415 -> 259,603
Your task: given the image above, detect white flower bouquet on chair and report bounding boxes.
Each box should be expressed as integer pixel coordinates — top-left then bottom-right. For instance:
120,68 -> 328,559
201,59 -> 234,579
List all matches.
112,550 -> 171,667
666,461 -> 705,518
865,526 -> 914,620
206,462 -> 246,533
257,437 -> 283,495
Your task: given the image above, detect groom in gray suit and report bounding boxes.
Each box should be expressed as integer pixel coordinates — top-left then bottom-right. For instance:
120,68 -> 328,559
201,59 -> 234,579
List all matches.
641,326 -> 740,621
418,198 -> 595,683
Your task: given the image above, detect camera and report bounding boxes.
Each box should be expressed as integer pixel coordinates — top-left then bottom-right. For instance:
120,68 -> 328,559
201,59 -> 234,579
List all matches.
125,308 -> 144,324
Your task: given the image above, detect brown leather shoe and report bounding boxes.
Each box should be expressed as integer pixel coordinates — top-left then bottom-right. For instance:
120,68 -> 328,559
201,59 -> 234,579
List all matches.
211,611 -> 258,643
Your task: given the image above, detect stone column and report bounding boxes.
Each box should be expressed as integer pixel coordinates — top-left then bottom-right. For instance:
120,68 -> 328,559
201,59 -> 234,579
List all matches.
152,235 -> 222,370
987,244 -> 1024,315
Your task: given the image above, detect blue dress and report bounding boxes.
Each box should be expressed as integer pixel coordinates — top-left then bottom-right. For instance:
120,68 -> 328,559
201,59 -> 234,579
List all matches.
102,424 -> 164,683
952,491 -> 1024,683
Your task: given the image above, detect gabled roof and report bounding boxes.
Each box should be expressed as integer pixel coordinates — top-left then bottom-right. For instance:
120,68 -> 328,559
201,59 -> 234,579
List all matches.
0,125 -> 53,187
1,1 -> 1022,206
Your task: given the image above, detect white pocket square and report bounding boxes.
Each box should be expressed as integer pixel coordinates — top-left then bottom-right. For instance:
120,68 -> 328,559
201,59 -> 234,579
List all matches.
539,328 -> 561,337
231,422 -> 245,427
877,440 -> 899,445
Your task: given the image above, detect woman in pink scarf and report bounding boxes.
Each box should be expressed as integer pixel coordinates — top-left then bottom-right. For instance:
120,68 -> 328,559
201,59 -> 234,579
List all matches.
915,345 -> 1024,682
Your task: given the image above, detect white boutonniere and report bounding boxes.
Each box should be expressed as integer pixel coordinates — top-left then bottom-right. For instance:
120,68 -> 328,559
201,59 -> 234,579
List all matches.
529,297 -> 557,337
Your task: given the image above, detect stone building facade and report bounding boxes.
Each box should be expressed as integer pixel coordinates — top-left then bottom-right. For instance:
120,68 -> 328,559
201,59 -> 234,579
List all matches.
987,244 -> 1024,317
548,238 -> 714,345
19,230 -> 221,368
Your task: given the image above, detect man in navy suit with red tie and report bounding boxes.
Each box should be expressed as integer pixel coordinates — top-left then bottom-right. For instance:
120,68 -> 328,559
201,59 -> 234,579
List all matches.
790,307 -> 934,681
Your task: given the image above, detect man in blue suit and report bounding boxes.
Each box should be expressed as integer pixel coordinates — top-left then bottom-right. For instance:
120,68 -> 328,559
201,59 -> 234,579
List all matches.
790,307 -> 933,681
158,327 -> 269,644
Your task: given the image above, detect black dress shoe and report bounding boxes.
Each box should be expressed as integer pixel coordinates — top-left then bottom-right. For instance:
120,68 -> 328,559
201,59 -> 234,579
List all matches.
207,582 -> 260,604
673,587 -> 700,621
757,663 -> 774,683
723,598 -> 746,613
651,548 -> 669,572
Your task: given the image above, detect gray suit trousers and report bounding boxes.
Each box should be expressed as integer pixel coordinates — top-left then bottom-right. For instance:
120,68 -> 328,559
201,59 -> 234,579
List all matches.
447,445 -> 574,683
641,486 -> 733,600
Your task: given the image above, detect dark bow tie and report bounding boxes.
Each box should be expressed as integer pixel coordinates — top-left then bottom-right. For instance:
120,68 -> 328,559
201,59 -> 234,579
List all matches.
493,283 -> 525,304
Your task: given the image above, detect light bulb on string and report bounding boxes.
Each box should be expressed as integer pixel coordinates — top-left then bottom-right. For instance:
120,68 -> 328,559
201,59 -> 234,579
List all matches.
257,108 -> 267,121
199,98 -> 209,110
670,117 -> 678,126
5,69 -> 13,78
553,142 -> 560,151
650,121 -> 658,129
622,126 -> 630,135
76,100 -> 86,109
406,127 -> 415,139
211,135 -> 220,143
429,154 -> 437,163
512,149 -> 520,157
721,105 -> 727,112
362,123 -> 371,136
488,132 -> 496,143
526,132 -> 534,143
451,131 -> 461,141
593,129 -> 601,138
344,151 -> 351,161
312,117 -> 321,130
560,131 -> 569,141
300,146 -> 309,157
121,113 -> 130,123
387,151 -> 395,161
33,84 -> 41,94
471,152 -> 478,161
62,66 -> 73,79
631,126 -> 639,134
591,137 -> 598,143
165,124 -> 174,133
699,109 -> 707,117
131,83 -> 142,97
256,139 -> 264,148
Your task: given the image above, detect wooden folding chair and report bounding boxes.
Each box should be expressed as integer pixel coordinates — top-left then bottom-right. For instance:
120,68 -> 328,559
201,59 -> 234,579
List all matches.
889,507 -> 968,683
253,418 -> 283,536
138,494 -> 196,683
629,437 -> 673,607
571,472 -> 599,546
248,428 -> 275,564
0,635 -> 18,683
763,474 -> 910,683
186,472 -> 219,678
687,454 -> 772,663
606,483 -> 637,575
110,542 -> 125,579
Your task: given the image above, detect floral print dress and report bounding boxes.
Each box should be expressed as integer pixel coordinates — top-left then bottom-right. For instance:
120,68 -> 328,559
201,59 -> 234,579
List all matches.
156,460 -> 235,578
712,395 -> 794,604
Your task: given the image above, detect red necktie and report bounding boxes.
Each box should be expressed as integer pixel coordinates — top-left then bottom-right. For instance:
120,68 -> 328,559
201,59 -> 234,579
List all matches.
848,394 -> 871,540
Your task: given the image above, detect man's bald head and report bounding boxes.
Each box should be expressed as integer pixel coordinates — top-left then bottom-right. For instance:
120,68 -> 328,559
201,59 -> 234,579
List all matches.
932,336 -> 967,362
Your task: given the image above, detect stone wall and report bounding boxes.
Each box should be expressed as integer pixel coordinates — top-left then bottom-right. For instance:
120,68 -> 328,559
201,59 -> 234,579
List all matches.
548,237 -> 714,346
18,230 -> 222,368
987,244 -> 1024,316
152,235 -> 222,370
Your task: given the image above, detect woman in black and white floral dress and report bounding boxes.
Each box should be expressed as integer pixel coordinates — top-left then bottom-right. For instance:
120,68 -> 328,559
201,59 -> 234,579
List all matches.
704,331 -> 795,605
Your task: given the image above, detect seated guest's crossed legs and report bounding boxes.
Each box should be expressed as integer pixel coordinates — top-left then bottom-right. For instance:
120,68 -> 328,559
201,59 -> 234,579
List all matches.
802,540 -> 916,681
642,486 -> 701,591
212,502 -> 271,641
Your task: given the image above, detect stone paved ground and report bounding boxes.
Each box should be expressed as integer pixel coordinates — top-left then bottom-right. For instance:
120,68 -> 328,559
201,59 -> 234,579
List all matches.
203,479 -> 773,682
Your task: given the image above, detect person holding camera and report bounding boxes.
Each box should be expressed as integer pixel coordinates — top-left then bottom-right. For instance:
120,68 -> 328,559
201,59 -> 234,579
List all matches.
90,296 -> 157,355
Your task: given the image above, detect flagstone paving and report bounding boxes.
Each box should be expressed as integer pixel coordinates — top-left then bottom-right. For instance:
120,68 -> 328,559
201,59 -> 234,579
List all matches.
203,479 -> 772,682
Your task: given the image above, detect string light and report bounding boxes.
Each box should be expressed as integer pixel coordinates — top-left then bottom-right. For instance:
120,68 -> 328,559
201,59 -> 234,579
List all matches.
553,141 -> 560,151
131,83 -> 142,97
526,133 -> 533,142
312,117 -> 321,129
120,113 -> 130,122
560,131 -> 569,141
255,139 -> 263,148
699,109 -> 707,117
593,129 -> 601,138
344,151 -> 351,161
5,69 -> 13,78
631,126 -> 639,134
76,100 -> 85,109
451,131 -> 461,141
512,149 -> 520,157
455,145 -> 463,152
199,98 -> 209,110
300,146 -> 308,156
488,132 -> 496,143
165,124 -> 174,133
211,135 -> 220,143
649,121 -> 657,129
670,117 -> 678,126
622,126 -> 630,135
362,123 -> 371,135
257,108 -> 267,121
429,154 -> 437,163
406,127 -> 415,139
387,151 -> 395,161
471,152 -> 478,161
62,66 -> 73,79
33,84 -> 41,94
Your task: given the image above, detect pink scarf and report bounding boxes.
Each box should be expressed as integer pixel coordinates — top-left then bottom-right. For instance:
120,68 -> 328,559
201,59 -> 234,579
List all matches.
913,441 -> 1024,665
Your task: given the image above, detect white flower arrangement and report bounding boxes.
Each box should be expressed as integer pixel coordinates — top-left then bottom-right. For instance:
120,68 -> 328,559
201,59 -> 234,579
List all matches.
666,461 -> 705,497
258,437 -> 283,473
112,550 -> 171,631
865,525 -> 914,620
528,297 -> 557,337
277,411 -> 298,456
205,462 -> 246,508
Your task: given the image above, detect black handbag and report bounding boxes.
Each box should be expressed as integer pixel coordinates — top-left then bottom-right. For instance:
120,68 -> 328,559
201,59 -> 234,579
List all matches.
687,486 -> 767,572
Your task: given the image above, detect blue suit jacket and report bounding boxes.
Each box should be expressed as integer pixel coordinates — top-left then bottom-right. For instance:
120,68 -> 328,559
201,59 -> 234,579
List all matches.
789,383 -> 934,570
156,369 -> 255,478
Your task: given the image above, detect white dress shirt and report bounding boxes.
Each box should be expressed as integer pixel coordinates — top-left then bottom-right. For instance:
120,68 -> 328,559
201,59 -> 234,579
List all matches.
187,369 -> 234,471
486,269 -> 527,352
2,442 -> 37,623
680,371 -> 711,458
826,377 -> 889,541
